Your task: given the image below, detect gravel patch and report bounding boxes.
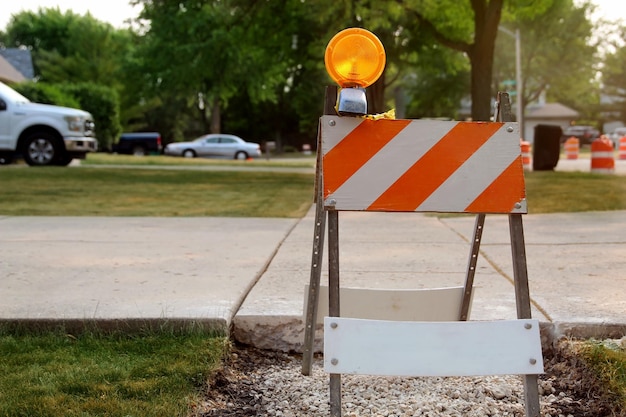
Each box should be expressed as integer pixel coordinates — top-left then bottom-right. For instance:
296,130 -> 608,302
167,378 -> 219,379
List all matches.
194,340 -> 624,417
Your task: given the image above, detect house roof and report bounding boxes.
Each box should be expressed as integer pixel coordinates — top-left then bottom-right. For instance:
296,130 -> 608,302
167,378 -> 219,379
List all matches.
0,55 -> 26,83
525,102 -> 579,119
0,48 -> 35,80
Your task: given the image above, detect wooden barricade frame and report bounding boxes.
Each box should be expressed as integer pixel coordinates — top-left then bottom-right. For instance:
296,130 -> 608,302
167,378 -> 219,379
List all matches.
302,87 -> 542,417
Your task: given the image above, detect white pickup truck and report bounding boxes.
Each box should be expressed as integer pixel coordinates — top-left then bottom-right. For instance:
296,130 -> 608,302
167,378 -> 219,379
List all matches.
0,81 -> 97,166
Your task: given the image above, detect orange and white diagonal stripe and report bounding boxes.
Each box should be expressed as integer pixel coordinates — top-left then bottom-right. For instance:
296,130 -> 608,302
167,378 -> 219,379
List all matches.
321,116 -> 526,214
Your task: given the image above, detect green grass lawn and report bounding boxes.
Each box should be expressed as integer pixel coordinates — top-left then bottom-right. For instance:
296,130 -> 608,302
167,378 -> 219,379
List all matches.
0,166 -> 315,217
82,151 -> 317,168
0,160 -> 624,416
1,162 -> 625,216
0,325 -> 228,417
525,170 -> 626,213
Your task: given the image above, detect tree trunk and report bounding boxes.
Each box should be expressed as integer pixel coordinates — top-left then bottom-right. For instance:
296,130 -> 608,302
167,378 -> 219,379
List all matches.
469,0 -> 502,121
406,0 -> 503,122
210,97 -> 221,133
469,49 -> 495,121
366,75 -> 386,115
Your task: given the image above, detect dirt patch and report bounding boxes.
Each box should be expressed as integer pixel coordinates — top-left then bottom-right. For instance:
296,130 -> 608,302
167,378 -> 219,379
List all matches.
541,340 -> 625,416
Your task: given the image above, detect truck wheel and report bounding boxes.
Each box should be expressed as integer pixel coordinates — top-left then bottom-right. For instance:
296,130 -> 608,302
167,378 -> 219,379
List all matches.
23,133 -> 60,166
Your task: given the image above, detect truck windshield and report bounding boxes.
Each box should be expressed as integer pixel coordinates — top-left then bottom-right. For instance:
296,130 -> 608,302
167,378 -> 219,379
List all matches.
0,82 -> 31,104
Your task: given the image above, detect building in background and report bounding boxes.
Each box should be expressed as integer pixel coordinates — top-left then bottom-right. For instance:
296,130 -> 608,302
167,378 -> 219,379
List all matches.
0,48 -> 34,83
524,102 -> 579,143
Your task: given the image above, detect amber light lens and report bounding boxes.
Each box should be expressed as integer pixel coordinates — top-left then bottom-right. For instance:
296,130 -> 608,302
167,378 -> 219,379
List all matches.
324,28 -> 386,88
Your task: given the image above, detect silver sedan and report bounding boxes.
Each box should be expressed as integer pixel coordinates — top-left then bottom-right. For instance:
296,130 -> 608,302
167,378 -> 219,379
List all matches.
164,134 -> 261,160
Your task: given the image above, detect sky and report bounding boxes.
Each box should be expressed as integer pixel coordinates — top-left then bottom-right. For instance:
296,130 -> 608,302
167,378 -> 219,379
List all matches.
0,0 -> 141,30
585,0 -> 626,29
0,0 -> 625,32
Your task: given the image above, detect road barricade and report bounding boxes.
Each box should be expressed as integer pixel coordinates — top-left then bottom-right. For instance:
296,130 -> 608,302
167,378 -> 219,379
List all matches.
619,136 -> 626,160
521,140 -> 532,170
564,136 -> 579,160
591,136 -> 615,174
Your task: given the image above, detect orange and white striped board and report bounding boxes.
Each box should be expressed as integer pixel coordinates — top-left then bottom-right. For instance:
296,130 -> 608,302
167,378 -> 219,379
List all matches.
321,115 -> 526,214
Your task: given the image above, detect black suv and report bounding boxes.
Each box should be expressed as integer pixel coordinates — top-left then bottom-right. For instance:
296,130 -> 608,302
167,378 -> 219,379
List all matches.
560,126 -> 599,145
112,132 -> 162,156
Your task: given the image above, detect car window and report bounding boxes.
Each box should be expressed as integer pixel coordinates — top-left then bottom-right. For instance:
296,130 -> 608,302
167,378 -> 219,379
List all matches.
204,137 -> 219,144
220,137 -> 237,144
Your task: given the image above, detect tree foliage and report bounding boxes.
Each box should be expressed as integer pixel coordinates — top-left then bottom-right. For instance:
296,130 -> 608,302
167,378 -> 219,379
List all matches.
308,0 -> 571,122
495,0 -> 599,122
11,82 -> 80,108
399,0 -> 555,121
398,0 -> 503,121
1,0 -> 605,149
62,83 -> 122,150
3,9 -> 131,87
602,27 -> 626,124
134,0 -> 313,137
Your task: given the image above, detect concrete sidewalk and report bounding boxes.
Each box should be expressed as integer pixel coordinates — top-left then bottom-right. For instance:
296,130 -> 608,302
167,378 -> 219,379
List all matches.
1,207 -> 625,351
234,206 -> 626,351
555,156 -> 626,174
0,216 -> 298,330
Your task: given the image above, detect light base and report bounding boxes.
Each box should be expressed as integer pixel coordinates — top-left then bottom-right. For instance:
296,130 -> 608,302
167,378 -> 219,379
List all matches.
337,87 -> 367,116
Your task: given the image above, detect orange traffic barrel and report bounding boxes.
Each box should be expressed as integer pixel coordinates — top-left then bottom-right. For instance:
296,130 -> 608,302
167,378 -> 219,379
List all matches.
564,136 -> 579,160
619,136 -> 626,160
590,136 -> 615,173
520,140 -> 531,171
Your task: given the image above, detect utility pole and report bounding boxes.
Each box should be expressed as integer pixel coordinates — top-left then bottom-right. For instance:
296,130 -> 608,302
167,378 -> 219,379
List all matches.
499,27 -> 524,139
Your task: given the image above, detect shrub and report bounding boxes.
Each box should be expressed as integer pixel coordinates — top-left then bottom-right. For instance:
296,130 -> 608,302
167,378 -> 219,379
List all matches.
62,82 -> 121,151
12,81 -> 80,108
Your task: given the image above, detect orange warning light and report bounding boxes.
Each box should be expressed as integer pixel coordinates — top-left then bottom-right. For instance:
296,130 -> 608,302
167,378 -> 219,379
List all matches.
324,28 -> 386,88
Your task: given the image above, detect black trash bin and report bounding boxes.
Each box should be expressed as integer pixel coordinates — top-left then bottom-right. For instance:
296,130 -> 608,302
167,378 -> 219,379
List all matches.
533,124 -> 562,171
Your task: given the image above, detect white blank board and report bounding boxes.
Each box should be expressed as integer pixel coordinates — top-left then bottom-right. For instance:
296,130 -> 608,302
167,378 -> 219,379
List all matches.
304,285 -> 472,322
324,317 -> 544,377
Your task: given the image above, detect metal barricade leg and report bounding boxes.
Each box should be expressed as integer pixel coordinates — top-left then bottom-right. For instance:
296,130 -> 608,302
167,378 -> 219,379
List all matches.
301,196 -> 326,375
302,86 -> 337,376
509,213 -> 541,417
460,213 -> 485,320
328,210 -> 341,416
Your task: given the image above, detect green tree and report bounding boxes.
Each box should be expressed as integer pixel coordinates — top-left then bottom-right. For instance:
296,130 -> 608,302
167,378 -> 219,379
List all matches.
400,0 -> 554,121
220,1 -> 328,149
3,8 -> 77,54
309,1 -> 470,116
134,0 -> 308,135
309,1 -> 402,114
495,0 -> 599,124
403,44 -> 470,119
3,9 -> 131,85
308,1 -> 556,121
601,27 -> 626,124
